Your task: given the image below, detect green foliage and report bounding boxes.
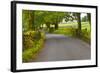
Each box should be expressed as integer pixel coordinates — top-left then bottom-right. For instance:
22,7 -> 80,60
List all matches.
22,10 -> 35,31
23,31 -> 36,50
22,10 -> 29,31
22,31 -> 45,62
22,9 -> 91,62
64,12 -> 82,37
53,22 -> 91,43
34,11 -> 46,29
43,11 -> 66,30
87,13 -> 91,25
22,39 -> 44,62
81,27 -> 91,44
23,10 -> 66,31
81,16 -> 88,22
65,12 -> 78,22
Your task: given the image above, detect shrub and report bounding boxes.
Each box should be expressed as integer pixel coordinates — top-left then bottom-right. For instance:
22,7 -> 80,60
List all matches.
22,38 -> 44,62
49,27 -> 54,33
81,28 -> 91,44
23,31 -> 36,51
33,31 -> 41,40
22,31 -> 45,62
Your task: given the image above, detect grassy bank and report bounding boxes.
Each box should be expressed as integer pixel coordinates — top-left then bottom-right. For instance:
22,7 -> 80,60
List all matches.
22,31 -> 45,62
53,22 -> 91,43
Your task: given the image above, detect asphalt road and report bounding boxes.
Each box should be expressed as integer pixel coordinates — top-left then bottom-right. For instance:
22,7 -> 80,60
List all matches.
33,33 -> 91,62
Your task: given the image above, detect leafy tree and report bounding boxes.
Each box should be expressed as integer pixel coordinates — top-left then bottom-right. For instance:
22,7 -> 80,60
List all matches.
34,11 -> 45,30
64,12 -> 76,22
43,11 -> 65,30
23,10 -> 46,31
81,16 -> 88,22
52,12 -> 66,30
23,10 -> 66,31
28,10 -> 35,30
22,10 -> 35,31
43,11 -> 53,29
22,10 -> 29,31
64,12 -> 82,37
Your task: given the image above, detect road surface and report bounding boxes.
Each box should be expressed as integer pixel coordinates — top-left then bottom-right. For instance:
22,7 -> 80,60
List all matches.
33,33 -> 91,62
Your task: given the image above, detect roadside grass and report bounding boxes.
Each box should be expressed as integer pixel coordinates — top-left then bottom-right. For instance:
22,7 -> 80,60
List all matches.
53,28 -> 73,36
53,22 -> 91,43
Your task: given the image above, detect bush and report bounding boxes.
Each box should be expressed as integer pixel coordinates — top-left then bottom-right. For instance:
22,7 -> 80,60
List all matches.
22,31 -> 45,62
22,39 -> 44,62
49,27 -> 54,33
23,31 -> 36,50
81,28 -> 91,43
33,31 -> 41,40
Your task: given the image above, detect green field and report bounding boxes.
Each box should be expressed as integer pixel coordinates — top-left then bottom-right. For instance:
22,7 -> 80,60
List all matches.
53,22 -> 91,43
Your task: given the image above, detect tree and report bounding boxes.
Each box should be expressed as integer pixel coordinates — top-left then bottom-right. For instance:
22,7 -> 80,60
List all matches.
65,12 -> 75,22
44,11 -> 65,30
23,10 -> 47,31
34,11 -> 46,30
64,12 -> 82,37
81,16 -> 88,22
22,10 -> 29,31
52,12 -> 66,30
76,13 -> 81,37
22,10 -> 35,31
28,10 -> 35,30
87,13 -> 91,25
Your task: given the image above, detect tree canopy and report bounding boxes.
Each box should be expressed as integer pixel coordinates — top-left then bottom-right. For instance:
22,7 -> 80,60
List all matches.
22,10 -> 91,36
22,10 -> 66,31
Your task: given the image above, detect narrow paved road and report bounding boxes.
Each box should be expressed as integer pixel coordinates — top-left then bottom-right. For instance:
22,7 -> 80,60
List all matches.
33,34 -> 91,62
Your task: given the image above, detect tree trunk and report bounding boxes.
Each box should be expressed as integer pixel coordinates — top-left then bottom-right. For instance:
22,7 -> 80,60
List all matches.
55,23 -> 58,30
87,13 -> 91,31
77,13 -> 81,37
28,11 -> 34,30
87,13 -> 91,25
46,23 -> 50,29
46,23 -> 51,32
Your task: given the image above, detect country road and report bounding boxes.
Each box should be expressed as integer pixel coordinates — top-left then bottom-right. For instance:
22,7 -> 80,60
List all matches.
33,33 -> 91,62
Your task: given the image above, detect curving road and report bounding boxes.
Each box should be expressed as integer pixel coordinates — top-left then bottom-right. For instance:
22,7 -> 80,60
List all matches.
33,33 -> 91,62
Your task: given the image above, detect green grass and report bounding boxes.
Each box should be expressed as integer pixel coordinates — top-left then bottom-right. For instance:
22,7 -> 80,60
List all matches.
53,28 -> 73,36
59,22 -> 77,27
53,22 -> 91,43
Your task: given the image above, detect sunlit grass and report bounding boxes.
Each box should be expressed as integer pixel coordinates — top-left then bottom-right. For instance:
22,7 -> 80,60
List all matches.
53,22 -> 91,43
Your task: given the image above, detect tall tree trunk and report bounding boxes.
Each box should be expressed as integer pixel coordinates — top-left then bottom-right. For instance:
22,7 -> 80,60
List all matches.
55,23 -> 58,30
87,13 -> 91,31
28,11 -> 34,31
87,13 -> 91,25
77,13 -> 81,37
46,23 -> 50,29
28,11 -> 32,30
46,23 -> 51,32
